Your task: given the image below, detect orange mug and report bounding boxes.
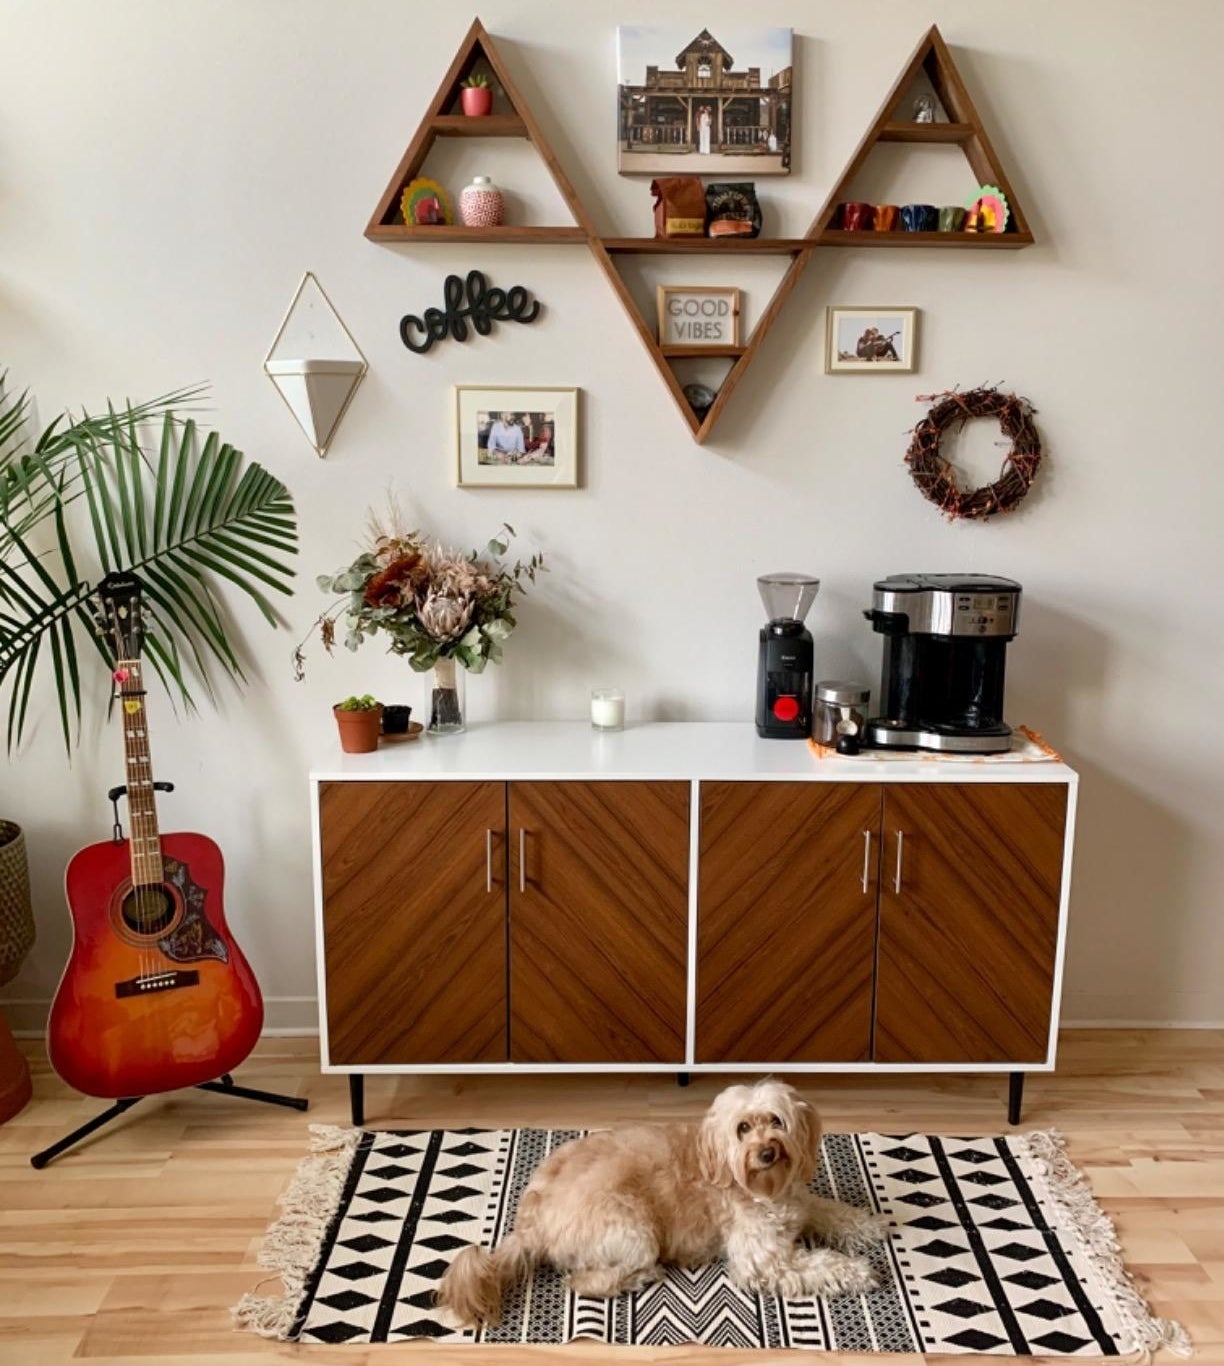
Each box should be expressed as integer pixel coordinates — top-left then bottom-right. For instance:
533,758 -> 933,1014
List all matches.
874,204 -> 900,231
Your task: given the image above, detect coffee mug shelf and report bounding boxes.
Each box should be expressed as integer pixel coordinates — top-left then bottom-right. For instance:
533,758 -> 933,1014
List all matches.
818,230 -> 1033,249
368,18 -> 1036,444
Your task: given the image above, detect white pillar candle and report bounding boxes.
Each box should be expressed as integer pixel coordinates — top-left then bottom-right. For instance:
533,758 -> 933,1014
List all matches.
590,688 -> 625,731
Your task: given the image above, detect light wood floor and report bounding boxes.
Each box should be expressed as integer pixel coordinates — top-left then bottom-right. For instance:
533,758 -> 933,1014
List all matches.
2,1030 -> 1222,1365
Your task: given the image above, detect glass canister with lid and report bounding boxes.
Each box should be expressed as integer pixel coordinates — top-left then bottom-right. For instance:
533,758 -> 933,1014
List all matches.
813,681 -> 871,747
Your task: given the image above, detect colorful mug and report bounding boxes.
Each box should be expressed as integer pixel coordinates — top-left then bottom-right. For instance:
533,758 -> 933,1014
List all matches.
873,204 -> 900,232
938,205 -> 967,232
840,201 -> 875,231
900,203 -> 939,232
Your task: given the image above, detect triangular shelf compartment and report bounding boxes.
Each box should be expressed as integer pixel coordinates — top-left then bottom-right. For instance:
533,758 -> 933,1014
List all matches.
365,17 -> 593,245
809,25 -> 1034,247
264,272 -> 367,457
588,240 -> 813,442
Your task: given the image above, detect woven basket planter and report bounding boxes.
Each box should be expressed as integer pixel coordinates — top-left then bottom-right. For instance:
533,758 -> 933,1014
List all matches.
0,820 -> 34,987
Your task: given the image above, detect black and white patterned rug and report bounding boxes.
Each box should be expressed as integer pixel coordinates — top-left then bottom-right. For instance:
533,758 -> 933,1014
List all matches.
235,1125 -> 1188,1356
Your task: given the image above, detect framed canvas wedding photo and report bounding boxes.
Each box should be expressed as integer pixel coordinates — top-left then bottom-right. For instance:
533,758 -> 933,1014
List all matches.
825,307 -> 919,374
454,386 -> 580,488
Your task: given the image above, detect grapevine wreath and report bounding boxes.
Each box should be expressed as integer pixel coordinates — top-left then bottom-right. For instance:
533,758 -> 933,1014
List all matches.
905,386 -> 1043,520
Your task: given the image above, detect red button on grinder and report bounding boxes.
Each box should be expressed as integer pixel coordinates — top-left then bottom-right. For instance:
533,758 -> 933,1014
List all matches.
772,696 -> 801,722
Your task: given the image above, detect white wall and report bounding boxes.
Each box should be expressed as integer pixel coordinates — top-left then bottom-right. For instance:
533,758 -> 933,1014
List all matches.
2,0 -> 1222,1031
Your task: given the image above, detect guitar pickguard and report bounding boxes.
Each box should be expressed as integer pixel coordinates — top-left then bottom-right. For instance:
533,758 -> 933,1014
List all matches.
157,857 -> 229,964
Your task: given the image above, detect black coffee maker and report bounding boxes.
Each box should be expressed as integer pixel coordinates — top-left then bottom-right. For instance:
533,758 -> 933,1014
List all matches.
863,573 -> 1021,753
755,573 -> 820,739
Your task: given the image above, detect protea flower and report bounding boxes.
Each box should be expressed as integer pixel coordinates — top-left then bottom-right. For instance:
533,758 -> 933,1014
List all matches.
417,590 -> 473,644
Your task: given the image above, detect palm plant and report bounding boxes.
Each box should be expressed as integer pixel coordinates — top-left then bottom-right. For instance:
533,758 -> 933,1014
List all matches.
0,378 -> 297,752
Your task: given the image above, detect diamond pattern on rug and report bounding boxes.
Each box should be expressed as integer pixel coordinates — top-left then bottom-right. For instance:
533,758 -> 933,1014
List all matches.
268,1129 -> 1143,1354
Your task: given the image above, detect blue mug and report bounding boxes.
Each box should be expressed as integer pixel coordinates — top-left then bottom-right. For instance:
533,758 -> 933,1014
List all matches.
900,203 -> 939,232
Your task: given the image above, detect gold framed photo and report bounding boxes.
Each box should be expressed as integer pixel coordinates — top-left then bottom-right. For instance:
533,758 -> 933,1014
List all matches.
825,307 -> 919,374
657,286 -> 742,351
454,386 -> 580,488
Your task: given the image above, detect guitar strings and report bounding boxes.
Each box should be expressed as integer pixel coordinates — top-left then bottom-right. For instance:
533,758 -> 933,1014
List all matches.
121,658 -> 161,983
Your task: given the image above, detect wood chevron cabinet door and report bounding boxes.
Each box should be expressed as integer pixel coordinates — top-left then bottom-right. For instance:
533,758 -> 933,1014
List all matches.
697,782 -> 882,1063
874,783 -> 1067,1064
321,781 -> 507,1065
508,781 -> 689,1063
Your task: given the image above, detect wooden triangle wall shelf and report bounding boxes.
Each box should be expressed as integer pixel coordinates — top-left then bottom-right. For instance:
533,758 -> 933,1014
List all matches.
367,20 -> 1036,444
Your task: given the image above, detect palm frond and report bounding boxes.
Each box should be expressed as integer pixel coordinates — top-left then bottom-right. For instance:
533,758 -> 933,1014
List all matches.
0,383 -> 296,752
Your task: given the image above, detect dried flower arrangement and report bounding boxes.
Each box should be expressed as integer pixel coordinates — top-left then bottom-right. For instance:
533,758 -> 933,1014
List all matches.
294,506 -> 544,733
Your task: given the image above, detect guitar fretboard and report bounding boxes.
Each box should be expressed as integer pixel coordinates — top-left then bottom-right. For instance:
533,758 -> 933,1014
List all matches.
116,659 -> 163,887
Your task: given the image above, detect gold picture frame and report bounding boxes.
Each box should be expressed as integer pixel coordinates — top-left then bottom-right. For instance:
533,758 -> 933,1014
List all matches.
825,307 -> 919,374
454,386 -> 580,488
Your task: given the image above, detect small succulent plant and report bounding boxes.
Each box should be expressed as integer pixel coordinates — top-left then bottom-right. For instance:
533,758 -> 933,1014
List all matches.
462,73 -> 490,89
334,694 -> 380,712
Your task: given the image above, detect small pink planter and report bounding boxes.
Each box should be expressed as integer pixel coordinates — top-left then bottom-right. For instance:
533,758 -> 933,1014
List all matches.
461,87 -> 493,117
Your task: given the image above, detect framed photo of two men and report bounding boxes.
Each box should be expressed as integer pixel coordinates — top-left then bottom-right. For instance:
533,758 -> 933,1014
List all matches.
454,387 -> 580,488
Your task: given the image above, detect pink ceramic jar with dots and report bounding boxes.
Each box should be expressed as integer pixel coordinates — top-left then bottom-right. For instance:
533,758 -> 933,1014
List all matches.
459,176 -> 504,228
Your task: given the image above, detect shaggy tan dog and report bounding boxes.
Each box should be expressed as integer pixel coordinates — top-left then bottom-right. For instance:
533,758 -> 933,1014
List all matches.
436,1080 -> 884,1326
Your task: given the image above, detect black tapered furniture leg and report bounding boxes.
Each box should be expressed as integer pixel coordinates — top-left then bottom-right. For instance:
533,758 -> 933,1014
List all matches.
30,1097 -> 143,1168
676,1072 -> 690,1087
349,1073 -> 365,1127
1008,1071 -> 1024,1125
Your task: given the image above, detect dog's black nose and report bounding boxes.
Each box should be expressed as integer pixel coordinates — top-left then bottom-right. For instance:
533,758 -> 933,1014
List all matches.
759,1146 -> 777,1165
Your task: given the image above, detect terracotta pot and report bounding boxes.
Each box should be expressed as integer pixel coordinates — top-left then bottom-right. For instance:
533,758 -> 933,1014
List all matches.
461,86 -> 493,117
0,1006 -> 31,1125
333,705 -> 383,754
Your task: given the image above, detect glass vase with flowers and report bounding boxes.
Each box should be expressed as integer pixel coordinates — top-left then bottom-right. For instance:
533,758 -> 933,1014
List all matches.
294,507 -> 544,735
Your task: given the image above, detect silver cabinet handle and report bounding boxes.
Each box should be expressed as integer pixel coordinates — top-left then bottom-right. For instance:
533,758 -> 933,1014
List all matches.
894,830 -> 905,894
486,829 -> 494,893
519,828 -> 526,893
861,830 -> 872,894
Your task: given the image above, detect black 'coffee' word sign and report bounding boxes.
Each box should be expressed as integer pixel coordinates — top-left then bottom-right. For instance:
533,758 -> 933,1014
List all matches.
399,270 -> 541,355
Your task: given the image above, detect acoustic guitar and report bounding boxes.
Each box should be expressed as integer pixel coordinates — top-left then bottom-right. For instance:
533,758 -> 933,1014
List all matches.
47,573 -> 263,1099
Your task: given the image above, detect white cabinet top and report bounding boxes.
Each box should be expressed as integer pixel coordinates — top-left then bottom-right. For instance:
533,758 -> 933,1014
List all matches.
310,722 -> 1076,785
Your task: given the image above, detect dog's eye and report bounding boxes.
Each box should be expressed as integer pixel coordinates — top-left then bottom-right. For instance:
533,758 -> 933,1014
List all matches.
736,1122 -> 751,1139
768,1113 -> 785,1130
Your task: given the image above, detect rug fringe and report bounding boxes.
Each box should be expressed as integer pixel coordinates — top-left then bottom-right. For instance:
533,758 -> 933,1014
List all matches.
231,1123 -> 361,1340
1022,1129 -> 1193,1360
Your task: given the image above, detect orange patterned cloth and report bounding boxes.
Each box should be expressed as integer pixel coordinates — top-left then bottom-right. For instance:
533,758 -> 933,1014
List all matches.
808,725 -> 1064,764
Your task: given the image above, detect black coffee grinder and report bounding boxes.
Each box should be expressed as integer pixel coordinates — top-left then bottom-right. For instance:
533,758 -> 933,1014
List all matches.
755,573 -> 820,738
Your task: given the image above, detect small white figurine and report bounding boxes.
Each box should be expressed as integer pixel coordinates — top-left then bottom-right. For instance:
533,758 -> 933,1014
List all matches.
913,94 -> 936,123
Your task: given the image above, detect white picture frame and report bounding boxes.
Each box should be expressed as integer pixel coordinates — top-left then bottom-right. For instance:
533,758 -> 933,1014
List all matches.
454,387 -> 580,488
825,307 -> 919,374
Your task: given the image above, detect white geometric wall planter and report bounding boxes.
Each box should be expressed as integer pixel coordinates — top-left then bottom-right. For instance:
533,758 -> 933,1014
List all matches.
264,272 -> 367,457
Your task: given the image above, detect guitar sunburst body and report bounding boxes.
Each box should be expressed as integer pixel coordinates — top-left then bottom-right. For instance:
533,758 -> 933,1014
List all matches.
46,573 -> 264,1100
50,833 -> 263,1098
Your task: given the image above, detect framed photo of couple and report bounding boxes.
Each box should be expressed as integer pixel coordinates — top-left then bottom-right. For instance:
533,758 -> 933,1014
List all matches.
824,307 -> 919,374
454,386 -> 580,488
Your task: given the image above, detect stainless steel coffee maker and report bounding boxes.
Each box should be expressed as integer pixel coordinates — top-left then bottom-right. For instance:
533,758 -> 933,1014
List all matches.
863,574 -> 1022,753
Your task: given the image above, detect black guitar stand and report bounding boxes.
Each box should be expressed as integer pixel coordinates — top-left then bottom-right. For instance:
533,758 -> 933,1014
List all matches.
31,783 -> 309,1169
30,1073 -> 309,1168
